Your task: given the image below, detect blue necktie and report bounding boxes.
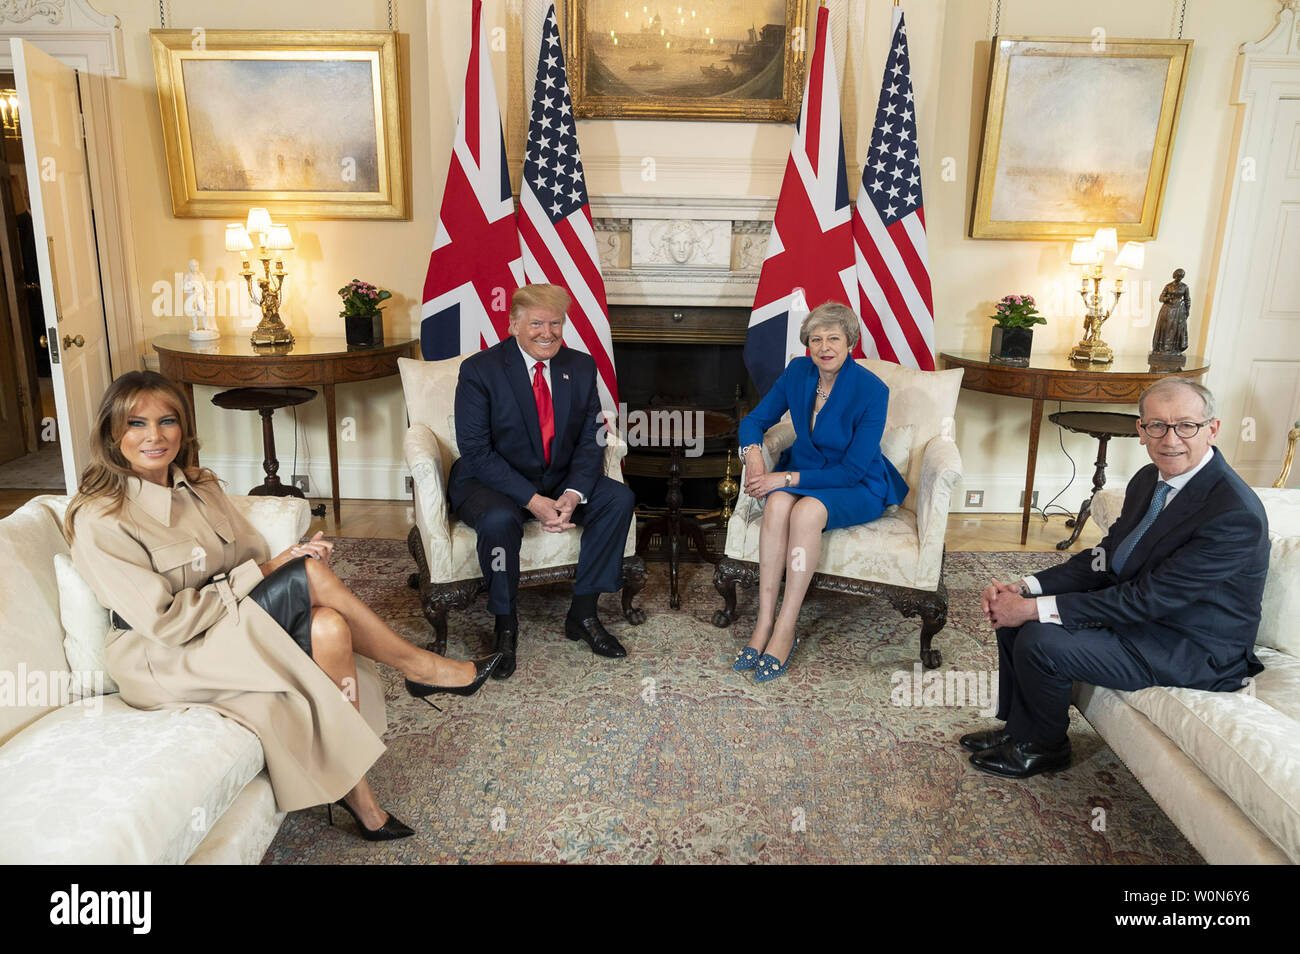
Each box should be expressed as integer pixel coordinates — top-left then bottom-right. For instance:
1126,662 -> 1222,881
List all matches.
1112,481 -> 1171,575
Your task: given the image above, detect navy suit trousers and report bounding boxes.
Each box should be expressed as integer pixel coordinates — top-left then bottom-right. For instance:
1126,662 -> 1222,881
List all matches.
996,622 -> 1158,745
454,476 -> 635,616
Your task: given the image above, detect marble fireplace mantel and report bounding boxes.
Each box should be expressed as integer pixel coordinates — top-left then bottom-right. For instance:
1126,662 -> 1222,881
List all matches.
590,194 -> 775,308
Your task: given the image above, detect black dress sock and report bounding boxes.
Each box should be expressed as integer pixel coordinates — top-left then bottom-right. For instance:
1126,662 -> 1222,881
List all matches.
568,592 -> 598,621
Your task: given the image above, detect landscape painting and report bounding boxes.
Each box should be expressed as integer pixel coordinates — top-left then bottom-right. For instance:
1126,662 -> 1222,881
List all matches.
566,0 -> 807,122
151,30 -> 408,220
970,37 -> 1190,241
182,59 -> 380,193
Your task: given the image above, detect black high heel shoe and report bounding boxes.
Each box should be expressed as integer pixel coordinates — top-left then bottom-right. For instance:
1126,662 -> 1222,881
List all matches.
404,653 -> 504,710
327,799 -> 415,842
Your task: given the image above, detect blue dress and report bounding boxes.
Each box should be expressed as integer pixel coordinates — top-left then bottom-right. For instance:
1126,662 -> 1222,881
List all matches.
737,357 -> 908,531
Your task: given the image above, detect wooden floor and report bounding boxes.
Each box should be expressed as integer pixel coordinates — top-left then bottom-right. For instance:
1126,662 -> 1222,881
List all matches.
0,488 -> 1100,554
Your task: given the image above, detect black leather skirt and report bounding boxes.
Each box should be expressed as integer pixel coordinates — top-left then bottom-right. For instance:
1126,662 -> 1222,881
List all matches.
110,556 -> 314,655
248,555 -> 314,655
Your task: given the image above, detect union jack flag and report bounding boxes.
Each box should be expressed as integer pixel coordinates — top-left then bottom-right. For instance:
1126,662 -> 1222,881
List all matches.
518,4 -> 618,411
854,8 -> 935,370
421,0 -> 522,359
745,4 -> 857,396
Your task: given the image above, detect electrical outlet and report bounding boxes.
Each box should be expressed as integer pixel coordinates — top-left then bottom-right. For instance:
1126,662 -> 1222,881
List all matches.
1020,490 -> 1039,508
291,475 -> 309,494
404,476 -> 414,494
964,490 -> 984,508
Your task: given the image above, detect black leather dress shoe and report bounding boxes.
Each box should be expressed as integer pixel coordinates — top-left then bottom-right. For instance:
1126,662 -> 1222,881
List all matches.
564,615 -> 627,658
493,627 -> 518,680
970,738 -> 1071,779
959,726 -> 1013,753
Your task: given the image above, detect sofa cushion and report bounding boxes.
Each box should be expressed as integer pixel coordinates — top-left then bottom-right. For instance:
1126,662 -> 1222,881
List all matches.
1117,653 -> 1300,864
1252,489 -> 1300,657
1251,645 -> 1300,726
0,496 -> 76,745
52,554 -> 119,697
0,696 -> 264,864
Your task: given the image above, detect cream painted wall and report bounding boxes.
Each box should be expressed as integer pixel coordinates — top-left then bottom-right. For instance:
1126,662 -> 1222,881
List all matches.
100,0 -> 432,498
97,0 -> 1278,506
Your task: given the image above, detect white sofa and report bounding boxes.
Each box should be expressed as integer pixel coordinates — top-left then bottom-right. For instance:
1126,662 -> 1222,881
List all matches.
1078,486 -> 1300,864
0,493 -> 310,864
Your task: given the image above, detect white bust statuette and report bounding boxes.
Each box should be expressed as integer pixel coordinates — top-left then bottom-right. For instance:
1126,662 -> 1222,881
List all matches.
184,259 -> 218,340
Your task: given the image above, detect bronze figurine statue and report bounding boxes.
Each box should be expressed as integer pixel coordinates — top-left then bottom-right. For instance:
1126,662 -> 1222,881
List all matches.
1150,268 -> 1190,368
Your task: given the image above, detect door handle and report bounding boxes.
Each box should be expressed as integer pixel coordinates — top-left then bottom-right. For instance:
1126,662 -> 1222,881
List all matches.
62,334 -> 84,349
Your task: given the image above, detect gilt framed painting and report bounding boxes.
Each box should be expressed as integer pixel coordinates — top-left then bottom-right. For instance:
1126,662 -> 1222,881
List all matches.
564,0 -> 808,122
970,36 -> 1191,240
150,30 -> 408,220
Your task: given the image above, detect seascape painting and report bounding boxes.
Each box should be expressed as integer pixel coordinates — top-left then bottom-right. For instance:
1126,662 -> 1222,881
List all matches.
182,59 -> 380,194
990,56 -> 1166,224
151,31 -> 407,219
567,0 -> 806,122
969,37 -> 1190,240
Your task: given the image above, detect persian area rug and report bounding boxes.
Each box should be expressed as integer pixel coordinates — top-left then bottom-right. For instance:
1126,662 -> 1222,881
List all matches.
262,542 -> 1200,865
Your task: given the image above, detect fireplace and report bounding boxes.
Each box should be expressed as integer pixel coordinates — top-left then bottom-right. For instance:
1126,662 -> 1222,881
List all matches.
610,305 -> 757,518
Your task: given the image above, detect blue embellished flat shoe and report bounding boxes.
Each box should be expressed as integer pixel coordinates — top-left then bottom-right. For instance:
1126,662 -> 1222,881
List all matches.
733,647 -> 761,672
753,638 -> 799,683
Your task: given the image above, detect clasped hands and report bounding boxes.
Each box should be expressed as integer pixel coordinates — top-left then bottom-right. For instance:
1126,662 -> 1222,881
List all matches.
980,579 -> 1038,629
741,449 -> 792,498
260,530 -> 333,577
528,490 -> 581,532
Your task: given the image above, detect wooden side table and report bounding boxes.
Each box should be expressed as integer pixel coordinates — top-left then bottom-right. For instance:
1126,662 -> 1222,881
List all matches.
153,334 -> 419,523
939,351 -> 1208,545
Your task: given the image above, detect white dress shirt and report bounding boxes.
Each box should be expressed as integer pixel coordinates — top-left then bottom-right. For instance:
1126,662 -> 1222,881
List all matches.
517,349 -> 587,505
1024,447 -> 1217,624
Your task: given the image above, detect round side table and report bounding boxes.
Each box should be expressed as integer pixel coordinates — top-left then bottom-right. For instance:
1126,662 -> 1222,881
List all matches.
1048,410 -> 1141,550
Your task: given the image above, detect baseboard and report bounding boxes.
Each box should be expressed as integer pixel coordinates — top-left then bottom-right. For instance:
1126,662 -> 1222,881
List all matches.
953,472 -> 1097,515
200,454 -> 410,501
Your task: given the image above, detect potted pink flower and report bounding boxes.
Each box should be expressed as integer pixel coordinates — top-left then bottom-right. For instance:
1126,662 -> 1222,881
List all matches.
989,294 -> 1045,367
338,278 -> 393,347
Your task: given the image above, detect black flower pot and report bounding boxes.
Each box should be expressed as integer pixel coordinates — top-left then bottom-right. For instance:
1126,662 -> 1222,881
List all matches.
990,326 -> 1033,367
345,313 -> 383,348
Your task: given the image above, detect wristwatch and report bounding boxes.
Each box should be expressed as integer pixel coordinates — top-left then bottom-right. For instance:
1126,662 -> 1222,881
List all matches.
784,472 -> 793,486
1017,582 -> 1031,598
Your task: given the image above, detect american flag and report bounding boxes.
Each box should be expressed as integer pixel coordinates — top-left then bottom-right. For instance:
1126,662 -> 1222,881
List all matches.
421,0 -> 522,359
518,4 -> 618,411
854,8 -> 935,370
745,4 -> 857,396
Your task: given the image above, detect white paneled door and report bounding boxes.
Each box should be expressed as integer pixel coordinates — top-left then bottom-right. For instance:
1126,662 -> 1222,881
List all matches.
1213,96 -> 1300,487
11,38 -> 111,491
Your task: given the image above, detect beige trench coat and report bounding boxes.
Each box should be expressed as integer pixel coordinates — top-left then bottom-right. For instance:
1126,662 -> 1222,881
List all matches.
69,466 -> 387,812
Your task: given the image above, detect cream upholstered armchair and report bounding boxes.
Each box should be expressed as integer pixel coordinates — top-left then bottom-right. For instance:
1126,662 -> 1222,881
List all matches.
712,359 -> 964,668
398,356 -> 646,655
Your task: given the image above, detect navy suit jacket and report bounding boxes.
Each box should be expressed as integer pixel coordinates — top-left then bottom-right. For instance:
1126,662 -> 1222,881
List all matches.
1034,448 -> 1269,689
448,337 -> 605,511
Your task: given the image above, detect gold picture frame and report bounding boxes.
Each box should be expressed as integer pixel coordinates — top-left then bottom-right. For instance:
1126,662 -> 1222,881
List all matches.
970,36 -> 1191,240
565,0 -> 808,122
150,30 -> 408,220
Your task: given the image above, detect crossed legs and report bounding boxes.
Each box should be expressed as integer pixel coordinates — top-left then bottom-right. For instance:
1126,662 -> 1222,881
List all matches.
745,492 -> 829,664
300,555 -> 477,828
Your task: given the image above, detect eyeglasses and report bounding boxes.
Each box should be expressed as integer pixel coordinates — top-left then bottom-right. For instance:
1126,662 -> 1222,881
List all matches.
1139,419 -> 1212,439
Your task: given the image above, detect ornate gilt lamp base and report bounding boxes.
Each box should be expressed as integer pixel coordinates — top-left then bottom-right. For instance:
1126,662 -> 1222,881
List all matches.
1070,338 -> 1113,364
250,315 -> 294,347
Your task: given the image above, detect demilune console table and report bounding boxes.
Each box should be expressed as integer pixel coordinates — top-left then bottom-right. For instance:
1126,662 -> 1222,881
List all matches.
153,334 -> 419,523
938,351 -> 1209,545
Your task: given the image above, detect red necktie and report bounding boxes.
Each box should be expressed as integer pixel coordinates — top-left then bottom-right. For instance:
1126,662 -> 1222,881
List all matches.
532,361 -> 554,465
